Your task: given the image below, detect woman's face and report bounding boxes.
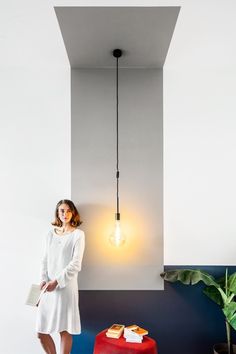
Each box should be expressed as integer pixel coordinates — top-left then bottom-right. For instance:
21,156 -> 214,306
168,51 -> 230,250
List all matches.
58,203 -> 73,224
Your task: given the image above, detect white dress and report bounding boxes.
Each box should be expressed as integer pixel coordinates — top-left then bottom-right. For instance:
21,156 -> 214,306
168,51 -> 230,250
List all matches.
36,228 -> 85,334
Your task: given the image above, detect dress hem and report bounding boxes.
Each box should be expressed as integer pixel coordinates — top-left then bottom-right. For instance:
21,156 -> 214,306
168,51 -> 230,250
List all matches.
36,329 -> 81,335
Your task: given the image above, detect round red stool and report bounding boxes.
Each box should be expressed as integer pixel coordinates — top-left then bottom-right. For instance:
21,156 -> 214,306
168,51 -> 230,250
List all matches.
93,329 -> 158,354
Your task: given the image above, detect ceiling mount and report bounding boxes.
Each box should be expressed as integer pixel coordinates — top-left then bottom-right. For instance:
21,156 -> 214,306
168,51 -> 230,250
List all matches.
113,49 -> 123,58
55,7 -> 180,68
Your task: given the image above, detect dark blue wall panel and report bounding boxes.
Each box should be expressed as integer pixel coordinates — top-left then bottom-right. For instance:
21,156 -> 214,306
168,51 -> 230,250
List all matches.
71,266 -> 236,354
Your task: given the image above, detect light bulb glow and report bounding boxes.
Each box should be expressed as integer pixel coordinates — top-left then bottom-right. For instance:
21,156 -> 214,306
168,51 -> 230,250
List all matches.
109,220 -> 126,247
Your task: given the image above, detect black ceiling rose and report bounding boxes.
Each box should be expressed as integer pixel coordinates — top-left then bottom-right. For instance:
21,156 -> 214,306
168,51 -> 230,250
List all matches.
113,49 -> 123,58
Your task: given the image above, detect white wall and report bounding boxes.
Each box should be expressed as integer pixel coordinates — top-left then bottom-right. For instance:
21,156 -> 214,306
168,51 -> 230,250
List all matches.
163,0 -> 236,265
0,1 -> 70,353
71,68 -> 163,289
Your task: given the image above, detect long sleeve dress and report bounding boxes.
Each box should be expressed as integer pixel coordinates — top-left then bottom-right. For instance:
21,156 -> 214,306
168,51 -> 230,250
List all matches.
36,228 -> 85,334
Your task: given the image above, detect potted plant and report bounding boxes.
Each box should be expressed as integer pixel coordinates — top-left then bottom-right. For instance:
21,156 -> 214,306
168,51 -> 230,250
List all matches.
161,268 -> 236,354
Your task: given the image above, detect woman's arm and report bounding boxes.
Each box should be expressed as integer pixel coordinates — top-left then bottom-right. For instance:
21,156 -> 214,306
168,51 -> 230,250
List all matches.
56,232 -> 85,289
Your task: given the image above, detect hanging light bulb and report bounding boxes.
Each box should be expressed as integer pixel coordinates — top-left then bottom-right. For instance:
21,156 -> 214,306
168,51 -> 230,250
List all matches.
109,214 -> 126,247
109,49 -> 126,247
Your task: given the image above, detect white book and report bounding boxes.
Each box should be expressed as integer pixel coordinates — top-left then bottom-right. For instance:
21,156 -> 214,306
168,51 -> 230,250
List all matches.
124,328 -> 142,340
25,284 -> 47,307
126,337 -> 143,343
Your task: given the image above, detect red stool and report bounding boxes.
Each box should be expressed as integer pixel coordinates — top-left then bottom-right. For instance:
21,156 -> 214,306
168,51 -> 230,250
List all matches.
93,329 -> 158,354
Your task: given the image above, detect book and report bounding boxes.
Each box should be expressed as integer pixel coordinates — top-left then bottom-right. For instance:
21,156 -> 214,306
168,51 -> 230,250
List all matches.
107,324 -> 125,334
106,324 -> 125,339
124,326 -> 143,343
105,324 -> 148,342
132,326 -> 148,336
124,326 -> 138,338
25,284 -> 47,307
106,332 -> 122,339
124,324 -> 148,343
126,337 -> 143,343
125,324 -> 139,331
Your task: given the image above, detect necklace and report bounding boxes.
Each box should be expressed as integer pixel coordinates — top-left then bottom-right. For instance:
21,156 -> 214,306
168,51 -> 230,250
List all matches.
54,227 -> 75,236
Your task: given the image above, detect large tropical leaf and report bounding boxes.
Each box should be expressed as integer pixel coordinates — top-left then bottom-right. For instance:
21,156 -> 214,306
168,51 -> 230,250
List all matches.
228,273 -> 236,294
161,269 -> 220,288
215,276 -> 227,289
223,302 -> 236,331
204,285 -> 223,307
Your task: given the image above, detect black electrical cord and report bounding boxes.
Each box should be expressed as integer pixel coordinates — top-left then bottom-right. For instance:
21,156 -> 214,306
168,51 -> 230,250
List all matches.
116,55 -> 120,219
113,49 -> 122,221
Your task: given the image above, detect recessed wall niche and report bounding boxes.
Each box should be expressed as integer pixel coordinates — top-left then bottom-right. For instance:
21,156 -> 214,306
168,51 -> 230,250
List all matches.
55,6 -> 179,290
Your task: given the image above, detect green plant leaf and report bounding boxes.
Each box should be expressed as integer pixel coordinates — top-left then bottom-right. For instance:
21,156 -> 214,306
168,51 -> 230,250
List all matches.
215,276 -> 226,289
160,271 -> 178,282
223,302 -> 236,321
160,268 -> 236,349
228,273 -> 236,294
228,313 -> 236,331
204,286 -> 223,306
223,302 -> 236,331
198,271 -> 220,287
218,288 -> 229,306
161,269 -> 220,287
178,270 -> 192,284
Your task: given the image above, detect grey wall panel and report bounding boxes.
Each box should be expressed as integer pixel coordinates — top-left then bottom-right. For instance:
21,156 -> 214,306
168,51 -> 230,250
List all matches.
72,68 -> 163,289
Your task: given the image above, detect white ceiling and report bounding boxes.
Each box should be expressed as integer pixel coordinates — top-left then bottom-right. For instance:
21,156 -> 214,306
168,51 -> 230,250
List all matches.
55,7 -> 180,68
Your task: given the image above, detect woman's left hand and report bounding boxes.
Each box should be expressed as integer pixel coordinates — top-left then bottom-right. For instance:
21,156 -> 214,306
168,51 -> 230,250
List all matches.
46,280 -> 58,292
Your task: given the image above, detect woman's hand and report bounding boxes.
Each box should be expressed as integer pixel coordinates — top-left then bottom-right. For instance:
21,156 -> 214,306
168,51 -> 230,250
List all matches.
46,280 -> 58,292
40,281 -> 47,290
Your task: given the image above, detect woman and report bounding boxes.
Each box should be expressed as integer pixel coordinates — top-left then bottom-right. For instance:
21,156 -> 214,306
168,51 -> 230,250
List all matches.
36,199 -> 85,354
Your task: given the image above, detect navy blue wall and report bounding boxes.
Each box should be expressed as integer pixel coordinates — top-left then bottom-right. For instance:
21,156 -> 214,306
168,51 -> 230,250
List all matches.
71,266 -> 236,354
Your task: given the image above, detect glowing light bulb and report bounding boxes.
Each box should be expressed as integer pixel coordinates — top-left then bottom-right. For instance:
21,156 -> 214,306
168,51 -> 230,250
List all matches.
109,219 -> 126,247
